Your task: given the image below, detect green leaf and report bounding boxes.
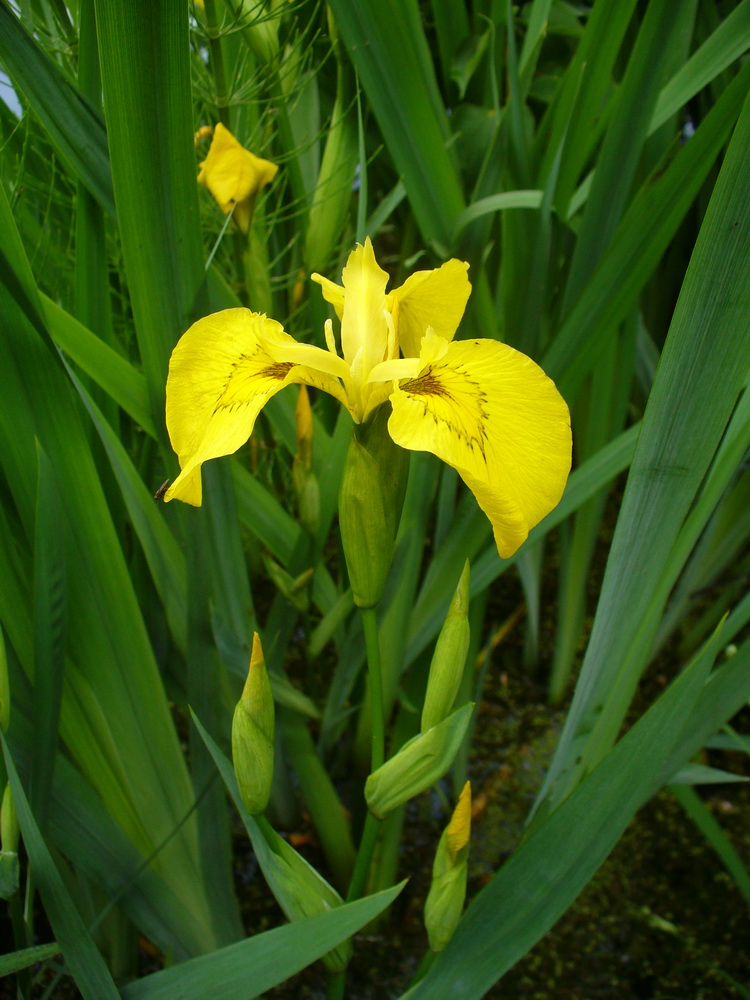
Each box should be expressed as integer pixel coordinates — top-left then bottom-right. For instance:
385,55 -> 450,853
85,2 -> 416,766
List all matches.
0,3 -> 115,216
0,943 -> 62,978
2,731 -> 120,1000
539,82 -> 750,813
121,884 -> 404,1000
328,0 -> 463,249
30,442 -> 67,831
403,623 -> 730,1000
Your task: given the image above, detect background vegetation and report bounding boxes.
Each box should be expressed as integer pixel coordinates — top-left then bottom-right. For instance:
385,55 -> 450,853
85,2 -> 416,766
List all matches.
1,0 -> 750,997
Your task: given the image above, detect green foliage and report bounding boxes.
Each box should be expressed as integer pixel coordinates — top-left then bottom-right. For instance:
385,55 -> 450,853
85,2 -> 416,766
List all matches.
1,0 -> 750,996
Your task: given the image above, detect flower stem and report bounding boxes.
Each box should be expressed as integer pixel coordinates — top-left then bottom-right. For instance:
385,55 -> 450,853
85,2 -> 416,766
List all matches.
360,606 -> 385,772
326,970 -> 345,1000
202,0 -> 231,130
345,606 -> 386,904
345,809 -> 381,902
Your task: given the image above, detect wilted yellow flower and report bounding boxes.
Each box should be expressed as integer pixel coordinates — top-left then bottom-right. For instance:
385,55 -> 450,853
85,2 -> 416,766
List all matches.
194,124 -> 213,146
164,238 -> 571,558
197,122 -> 278,233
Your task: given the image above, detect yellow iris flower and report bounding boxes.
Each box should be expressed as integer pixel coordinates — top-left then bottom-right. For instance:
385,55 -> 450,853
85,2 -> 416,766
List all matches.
164,238 -> 571,558
197,122 -> 278,233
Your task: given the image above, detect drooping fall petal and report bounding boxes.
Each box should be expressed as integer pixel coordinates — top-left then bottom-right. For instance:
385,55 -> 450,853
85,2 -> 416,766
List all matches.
390,258 -> 471,358
387,332 -> 571,558
165,309 -> 346,505
197,122 -> 278,233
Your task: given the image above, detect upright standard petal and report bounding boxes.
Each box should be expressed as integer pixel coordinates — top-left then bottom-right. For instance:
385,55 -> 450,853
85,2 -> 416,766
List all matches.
391,259 -> 471,358
387,333 -> 571,558
338,238 -> 390,377
165,309 -> 344,505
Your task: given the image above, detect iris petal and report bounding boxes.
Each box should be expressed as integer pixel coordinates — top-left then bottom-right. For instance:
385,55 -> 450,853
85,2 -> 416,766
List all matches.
165,308 -> 347,504
392,259 -> 471,358
387,337 -> 571,557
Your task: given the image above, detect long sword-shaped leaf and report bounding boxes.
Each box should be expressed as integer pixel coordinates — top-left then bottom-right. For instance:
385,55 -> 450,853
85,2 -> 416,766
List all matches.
122,884 -> 403,1000
538,83 -> 750,815
328,0 -> 463,250
0,172 -> 217,951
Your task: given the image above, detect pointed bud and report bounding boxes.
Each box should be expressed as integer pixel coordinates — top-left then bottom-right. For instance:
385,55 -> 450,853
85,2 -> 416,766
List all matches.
425,782 -> 472,952
338,406 -> 409,608
421,561 -> 470,733
295,386 -> 314,472
365,703 -> 474,818
292,387 -> 320,535
232,634 -> 275,816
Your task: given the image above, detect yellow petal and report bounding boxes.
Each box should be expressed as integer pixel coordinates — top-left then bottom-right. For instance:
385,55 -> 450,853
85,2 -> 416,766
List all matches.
387,337 -> 571,558
197,123 -> 278,230
446,781 -> 472,859
310,272 -> 345,322
339,237 -> 390,375
165,308 -> 346,504
391,259 -> 471,358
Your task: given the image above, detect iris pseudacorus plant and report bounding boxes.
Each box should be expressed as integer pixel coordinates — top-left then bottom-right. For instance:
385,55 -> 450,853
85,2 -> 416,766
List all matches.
163,238 -> 571,559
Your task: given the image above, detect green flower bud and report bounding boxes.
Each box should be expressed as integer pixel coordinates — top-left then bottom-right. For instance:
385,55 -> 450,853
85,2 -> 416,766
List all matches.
338,406 -> 409,608
421,561 -> 471,733
425,782 -> 472,952
232,634 -> 275,816
365,703 -> 474,818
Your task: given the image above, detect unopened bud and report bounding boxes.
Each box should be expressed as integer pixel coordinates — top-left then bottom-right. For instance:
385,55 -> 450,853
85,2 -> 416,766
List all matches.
232,634 -> 275,816
365,703 -> 474,818
338,406 -> 409,608
295,386 -> 314,472
425,782 -> 471,951
421,561 -> 470,732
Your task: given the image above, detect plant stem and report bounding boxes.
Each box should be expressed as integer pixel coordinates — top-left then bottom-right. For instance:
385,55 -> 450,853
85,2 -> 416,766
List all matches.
326,970 -> 345,1000
345,809 -> 381,902
202,0 -> 231,130
345,606 -> 386,904
360,607 -> 385,772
